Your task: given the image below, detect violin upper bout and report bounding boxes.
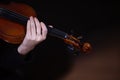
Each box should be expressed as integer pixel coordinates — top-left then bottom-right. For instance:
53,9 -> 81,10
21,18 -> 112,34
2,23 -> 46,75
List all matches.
0,2 -> 37,17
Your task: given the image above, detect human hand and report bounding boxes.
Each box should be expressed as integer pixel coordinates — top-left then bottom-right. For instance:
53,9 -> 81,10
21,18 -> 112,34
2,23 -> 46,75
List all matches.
18,16 -> 48,55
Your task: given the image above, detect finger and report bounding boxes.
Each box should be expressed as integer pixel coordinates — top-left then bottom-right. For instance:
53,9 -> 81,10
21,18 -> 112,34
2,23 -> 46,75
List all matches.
26,20 -> 31,37
34,17 -> 41,36
40,22 -> 48,39
30,16 -> 36,38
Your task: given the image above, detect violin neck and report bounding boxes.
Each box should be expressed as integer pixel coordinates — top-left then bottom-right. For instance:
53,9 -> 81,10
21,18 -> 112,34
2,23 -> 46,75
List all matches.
0,8 -> 68,39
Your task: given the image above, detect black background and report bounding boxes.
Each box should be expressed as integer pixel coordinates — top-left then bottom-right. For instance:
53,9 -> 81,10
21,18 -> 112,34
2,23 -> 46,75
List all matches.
25,0 -> 120,80
0,0 -> 120,80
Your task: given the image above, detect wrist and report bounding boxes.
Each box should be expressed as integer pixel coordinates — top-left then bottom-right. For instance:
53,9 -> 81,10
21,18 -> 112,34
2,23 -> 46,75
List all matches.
18,44 -> 35,55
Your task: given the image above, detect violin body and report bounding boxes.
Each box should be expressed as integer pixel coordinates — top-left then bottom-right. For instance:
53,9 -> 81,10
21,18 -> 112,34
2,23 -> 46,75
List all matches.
0,2 -> 36,44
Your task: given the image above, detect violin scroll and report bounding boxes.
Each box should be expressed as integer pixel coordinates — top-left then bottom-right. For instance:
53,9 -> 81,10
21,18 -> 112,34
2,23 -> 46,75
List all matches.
64,35 -> 92,54
82,42 -> 91,54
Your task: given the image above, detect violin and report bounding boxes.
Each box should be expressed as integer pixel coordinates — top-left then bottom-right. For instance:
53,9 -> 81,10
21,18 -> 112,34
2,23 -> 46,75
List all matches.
0,2 -> 92,54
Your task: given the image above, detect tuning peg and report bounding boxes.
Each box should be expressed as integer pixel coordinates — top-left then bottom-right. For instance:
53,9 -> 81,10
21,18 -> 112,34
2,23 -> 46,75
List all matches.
77,36 -> 83,40
66,44 -> 81,56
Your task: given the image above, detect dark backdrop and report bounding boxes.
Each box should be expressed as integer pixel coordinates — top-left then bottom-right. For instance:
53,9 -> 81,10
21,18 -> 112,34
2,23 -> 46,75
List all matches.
19,0 -> 119,80
24,0 -> 120,80
1,0 -> 120,80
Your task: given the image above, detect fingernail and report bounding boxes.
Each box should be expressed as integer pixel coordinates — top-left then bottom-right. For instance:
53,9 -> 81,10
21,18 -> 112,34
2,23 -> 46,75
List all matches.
41,22 -> 44,24
30,16 -> 33,19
